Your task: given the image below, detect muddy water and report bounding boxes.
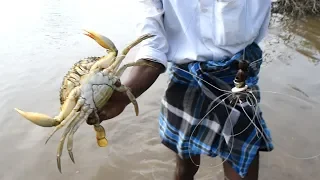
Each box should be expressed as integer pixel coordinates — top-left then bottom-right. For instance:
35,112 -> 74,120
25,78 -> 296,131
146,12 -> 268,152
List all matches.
0,0 -> 319,180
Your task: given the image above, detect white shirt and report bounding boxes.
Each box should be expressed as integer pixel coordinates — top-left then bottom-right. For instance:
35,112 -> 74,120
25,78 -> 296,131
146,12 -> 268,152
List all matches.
134,0 -> 272,68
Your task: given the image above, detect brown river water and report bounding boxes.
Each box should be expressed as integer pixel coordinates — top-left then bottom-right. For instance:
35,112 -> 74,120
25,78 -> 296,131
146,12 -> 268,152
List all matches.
0,0 -> 319,180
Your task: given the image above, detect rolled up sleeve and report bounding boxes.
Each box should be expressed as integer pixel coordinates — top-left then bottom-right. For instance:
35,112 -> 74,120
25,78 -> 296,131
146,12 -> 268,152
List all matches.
254,1 -> 271,44
134,0 -> 169,68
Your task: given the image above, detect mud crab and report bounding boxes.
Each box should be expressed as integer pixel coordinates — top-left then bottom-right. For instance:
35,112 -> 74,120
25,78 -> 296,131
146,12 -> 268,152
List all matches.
14,30 -> 155,172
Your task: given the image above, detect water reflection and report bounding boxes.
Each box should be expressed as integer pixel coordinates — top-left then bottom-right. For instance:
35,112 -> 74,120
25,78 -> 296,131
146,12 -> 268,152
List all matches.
267,16 -> 320,65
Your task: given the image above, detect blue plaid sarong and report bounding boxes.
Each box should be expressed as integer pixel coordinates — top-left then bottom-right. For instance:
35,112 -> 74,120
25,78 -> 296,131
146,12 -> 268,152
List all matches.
159,42 -> 274,178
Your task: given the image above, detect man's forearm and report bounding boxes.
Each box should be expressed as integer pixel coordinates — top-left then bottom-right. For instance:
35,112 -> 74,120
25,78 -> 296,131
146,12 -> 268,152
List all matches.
122,59 -> 166,103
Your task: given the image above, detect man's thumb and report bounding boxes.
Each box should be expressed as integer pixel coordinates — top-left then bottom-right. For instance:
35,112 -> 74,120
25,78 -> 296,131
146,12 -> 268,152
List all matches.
86,111 -> 106,125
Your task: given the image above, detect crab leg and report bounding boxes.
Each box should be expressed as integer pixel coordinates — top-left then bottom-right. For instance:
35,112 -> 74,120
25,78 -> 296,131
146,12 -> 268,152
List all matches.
66,108 -> 92,163
15,86 -> 81,128
69,73 -> 80,82
89,52 -> 117,72
44,88 -> 84,144
106,34 -> 155,72
67,78 -> 80,86
63,108 -> 93,164
121,34 -> 155,56
93,124 -> 108,147
115,60 -> 157,77
83,29 -> 118,53
114,85 -> 139,116
91,110 -> 108,148
56,111 -> 81,173
55,87 -> 81,121
14,108 -> 59,127
75,66 -> 88,75
45,107 -> 79,144
56,106 -> 92,173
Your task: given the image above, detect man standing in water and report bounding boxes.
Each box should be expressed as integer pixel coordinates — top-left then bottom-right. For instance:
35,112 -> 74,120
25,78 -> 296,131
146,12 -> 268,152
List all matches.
88,0 -> 274,179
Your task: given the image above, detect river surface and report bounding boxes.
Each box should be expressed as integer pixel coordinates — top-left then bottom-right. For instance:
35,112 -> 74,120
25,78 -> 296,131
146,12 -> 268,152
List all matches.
0,0 -> 319,180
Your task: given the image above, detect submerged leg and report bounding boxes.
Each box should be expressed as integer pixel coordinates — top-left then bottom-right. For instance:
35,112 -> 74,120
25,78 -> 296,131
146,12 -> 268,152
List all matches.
175,154 -> 200,180
222,153 -> 260,180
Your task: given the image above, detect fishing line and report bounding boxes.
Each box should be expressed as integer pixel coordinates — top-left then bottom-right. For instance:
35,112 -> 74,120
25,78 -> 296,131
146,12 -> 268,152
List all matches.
177,65 -> 320,163
142,0 -> 320,176
187,92 -> 234,166
170,52 -> 320,165
188,94 -> 238,168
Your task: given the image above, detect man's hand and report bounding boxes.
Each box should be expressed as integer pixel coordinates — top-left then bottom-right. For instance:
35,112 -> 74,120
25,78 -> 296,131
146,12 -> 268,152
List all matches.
86,59 -> 165,125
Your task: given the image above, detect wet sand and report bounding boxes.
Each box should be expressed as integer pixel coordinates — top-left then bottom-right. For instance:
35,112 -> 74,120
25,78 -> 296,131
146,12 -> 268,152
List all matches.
0,0 -> 320,179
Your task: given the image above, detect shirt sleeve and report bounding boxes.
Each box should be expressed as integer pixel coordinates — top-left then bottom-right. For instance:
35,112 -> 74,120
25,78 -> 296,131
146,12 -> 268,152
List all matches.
134,0 -> 169,68
254,2 -> 271,44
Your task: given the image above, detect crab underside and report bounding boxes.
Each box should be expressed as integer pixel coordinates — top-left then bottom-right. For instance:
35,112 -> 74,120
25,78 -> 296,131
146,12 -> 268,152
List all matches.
14,30 -> 155,173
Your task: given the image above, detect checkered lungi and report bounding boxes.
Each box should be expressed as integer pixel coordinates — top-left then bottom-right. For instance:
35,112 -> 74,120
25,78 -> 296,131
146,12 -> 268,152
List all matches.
159,42 -> 274,178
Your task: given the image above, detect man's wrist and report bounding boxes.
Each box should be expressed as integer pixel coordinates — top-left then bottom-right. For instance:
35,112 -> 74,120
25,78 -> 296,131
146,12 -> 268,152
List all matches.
121,59 -> 165,100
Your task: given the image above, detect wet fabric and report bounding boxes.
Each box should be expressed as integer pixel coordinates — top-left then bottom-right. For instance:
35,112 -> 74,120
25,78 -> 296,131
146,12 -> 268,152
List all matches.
158,42 -> 274,178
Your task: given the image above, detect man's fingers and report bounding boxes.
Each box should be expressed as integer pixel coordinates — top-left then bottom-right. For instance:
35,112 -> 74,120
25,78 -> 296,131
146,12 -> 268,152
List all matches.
86,102 -> 125,125
99,110 -> 109,120
86,113 -> 97,125
86,109 -> 112,125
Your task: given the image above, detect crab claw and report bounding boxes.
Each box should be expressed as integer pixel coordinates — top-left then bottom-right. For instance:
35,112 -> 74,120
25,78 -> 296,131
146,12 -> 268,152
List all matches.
14,108 -> 59,127
83,29 -> 118,53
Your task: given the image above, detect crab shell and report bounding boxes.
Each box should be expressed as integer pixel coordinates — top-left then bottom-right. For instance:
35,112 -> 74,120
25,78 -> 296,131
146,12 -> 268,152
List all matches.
60,57 -> 100,105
